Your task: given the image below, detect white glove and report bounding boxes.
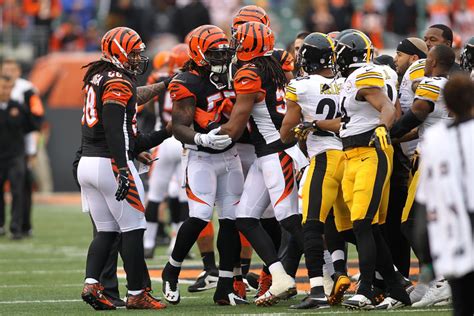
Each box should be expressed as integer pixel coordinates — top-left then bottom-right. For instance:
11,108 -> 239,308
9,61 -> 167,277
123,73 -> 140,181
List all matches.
194,127 -> 232,150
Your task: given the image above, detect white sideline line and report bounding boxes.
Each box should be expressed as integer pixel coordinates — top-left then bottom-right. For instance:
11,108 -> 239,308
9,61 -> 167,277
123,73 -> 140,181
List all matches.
0,297 -> 202,304
2,269 -> 83,275
0,284 -> 80,289
226,309 -> 452,316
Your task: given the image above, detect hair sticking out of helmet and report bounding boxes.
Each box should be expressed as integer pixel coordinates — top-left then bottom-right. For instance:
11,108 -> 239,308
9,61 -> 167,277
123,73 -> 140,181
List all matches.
100,26 -> 149,75
169,44 -> 190,73
231,5 -> 270,35
232,22 -> 274,62
335,31 -> 373,77
187,25 -> 231,74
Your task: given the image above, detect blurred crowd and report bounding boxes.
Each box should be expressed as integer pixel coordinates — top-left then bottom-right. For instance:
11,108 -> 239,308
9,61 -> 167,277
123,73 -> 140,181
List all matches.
1,0 -> 474,63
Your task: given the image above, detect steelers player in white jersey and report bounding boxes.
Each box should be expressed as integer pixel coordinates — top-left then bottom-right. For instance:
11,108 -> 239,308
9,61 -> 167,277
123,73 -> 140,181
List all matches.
391,44 -> 455,307
280,32 -> 351,309
332,31 -> 411,310
417,74 -> 474,316
460,36 -> 474,79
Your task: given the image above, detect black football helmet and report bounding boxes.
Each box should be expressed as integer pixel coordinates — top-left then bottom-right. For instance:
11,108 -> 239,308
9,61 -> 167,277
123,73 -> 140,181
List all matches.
335,31 -> 373,77
460,36 -> 474,73
297,32 -> 336,74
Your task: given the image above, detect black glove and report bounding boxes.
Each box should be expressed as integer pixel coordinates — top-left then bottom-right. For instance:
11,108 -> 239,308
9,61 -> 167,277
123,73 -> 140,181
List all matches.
115,168 -> 130,201
369,124 -> 391,151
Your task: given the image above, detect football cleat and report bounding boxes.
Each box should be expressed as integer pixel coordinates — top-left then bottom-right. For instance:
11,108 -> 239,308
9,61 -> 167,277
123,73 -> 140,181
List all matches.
245,272 -> 259,290
254,270 -> 272,299
126,291 -> 167,309
409,282 -> 429,304
214,278 -> 249,306
412,279 -> 451,307
233,279 -> 247,300
289,295 -> 330,309
188,270 -> 219,292
162,264 -> 180,305
342,294 -> 375,310
255,274 -> 296,306
376,296 -> 408,310
328,273 -> 351,305
81,283 -> 116,310
103,294 -> 126,308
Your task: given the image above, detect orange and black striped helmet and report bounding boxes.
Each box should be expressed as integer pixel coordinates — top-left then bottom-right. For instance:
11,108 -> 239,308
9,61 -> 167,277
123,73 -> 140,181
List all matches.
232,5 -> 270,35
169,43 -> 189,72
152,51 -> 171,70
188,25 -> 231,73
232,22 -> 274,62
101,26 -> 149,75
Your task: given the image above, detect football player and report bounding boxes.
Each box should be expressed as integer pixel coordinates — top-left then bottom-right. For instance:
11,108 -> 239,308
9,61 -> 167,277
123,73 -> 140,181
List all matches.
332,31 -> 410,310
161,25 -> 247,306
460,36 -> 474,79
78,27 -> 171,310
280,32 -> 350,309
424,24 -> 462,73
218,22 -> 308,306
143,44 -> 190,259
391,44 -> 455,307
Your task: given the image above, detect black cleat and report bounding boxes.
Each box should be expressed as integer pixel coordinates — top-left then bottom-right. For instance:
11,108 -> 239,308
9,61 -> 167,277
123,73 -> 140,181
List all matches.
289,295 -> 330,309
188,270 -> 218,292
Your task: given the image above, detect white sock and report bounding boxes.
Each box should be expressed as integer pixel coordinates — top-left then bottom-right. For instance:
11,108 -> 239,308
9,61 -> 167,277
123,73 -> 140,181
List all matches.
323,250 -> 335,277
268,262 -> 286,277
233,267 -> 242,276
331,249 -> 345,262
219,270 -> 234,278
169,256 -> 182,268
85,278 -> 99,284
128,289 -> 143,296
310,277 -> 323,288
144,222 -> 158,249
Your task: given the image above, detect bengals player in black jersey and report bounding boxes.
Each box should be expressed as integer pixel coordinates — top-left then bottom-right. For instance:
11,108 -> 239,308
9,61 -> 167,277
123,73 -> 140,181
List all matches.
161,25 -> 247,306
78,26 -> 171,310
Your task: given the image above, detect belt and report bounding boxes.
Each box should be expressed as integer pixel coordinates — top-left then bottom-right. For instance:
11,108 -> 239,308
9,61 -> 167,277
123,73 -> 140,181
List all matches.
341,129 -> 374,150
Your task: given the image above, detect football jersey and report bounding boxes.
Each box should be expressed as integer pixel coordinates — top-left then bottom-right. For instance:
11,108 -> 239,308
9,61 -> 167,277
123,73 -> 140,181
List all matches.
286,74 -> 343,157
233,64 -> 292,157
379,65 -> 398,105
414,76 -> 452,139
147,71 -> 173,130
168,70 -> 235,153
339,64 -> 389,138
81,70 -> 138,160
273,48 -> 295,72
399,59 -> 425,157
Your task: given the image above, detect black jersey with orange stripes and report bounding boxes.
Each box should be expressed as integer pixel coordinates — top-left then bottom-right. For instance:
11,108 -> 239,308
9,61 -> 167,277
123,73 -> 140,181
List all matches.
273,48 -> 294,72
233,64 -> 292,157
147,71 -> 173,129
81,70 -> 138,158
168,70 -> 236,153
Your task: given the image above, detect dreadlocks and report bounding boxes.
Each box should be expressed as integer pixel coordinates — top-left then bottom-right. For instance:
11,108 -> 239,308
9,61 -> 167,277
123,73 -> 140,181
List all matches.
251,55 -> 287,90
181,59 -> 211,77
82,60 -> 119,88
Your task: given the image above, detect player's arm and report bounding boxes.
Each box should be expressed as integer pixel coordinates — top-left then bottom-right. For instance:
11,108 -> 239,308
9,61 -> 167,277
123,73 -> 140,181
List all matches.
136,77 -> 172,105
315,117 -> 342,133
280,99 -> 302,143
359,87 -> 396,128
171,97 -> 197,144
133,129 -> 172,156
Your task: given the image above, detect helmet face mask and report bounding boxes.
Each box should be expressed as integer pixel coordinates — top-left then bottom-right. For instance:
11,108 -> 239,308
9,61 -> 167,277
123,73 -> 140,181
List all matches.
125,48 -> 149,76
204,48 -> 232,73
460,37 -> 474,73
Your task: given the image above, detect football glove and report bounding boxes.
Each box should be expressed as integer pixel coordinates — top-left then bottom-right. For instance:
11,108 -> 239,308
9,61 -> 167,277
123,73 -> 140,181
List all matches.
194,127 -> 232,150
369,124 -> 391,151
115,168 -> 130,201
292,121 -> 319,141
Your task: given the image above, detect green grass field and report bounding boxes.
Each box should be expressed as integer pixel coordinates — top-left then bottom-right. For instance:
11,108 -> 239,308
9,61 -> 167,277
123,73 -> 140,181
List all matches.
0,202 -> 453,315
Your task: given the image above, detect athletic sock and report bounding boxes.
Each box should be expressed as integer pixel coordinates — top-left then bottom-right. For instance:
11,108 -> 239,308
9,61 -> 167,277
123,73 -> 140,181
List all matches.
236,218 -> 279,266
302,220 -> 325,280
121,229 -> 146,291
283,234 -> 303,278
309,277 -> 325,296
260,217 -> 282,252
353,219 -> 376,296
85,231 -> 120,281
217,219 -> 240,274
201,252 -> 217,272
168,197 -> 180,224
241,258 -> 251,277
170,217 -> 208,263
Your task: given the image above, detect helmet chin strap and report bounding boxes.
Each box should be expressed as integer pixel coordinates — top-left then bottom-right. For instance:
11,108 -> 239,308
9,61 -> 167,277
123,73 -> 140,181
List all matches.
209,72 -> 226,90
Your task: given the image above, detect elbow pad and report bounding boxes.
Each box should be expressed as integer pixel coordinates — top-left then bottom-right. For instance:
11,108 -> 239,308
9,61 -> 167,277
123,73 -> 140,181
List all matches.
390,109 -> 423,139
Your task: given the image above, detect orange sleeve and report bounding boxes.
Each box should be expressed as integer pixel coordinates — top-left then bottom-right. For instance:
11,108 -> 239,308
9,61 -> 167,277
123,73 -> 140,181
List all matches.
29,94 -> 44,116
280,50 -> 295,72
234,67 -> 262,94
168,82 -> 196,102
102,79 -> 133,107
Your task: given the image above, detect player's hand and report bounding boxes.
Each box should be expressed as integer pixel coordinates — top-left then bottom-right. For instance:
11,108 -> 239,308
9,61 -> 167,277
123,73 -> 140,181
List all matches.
137,152 -> 154,165
194,127 -> 232,150
115,168 -> 130,201
292,121 -> 318,141
369,124 -> 391,151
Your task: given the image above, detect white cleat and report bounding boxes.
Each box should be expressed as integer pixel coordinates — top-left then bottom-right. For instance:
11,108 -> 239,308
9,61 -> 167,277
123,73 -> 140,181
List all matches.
376,296 -> 408,310
162,281 -> 180,305
342,294 -> 375,310
412,279 -> 451,307
254,275 -> 296,306
409,282 -> 429,304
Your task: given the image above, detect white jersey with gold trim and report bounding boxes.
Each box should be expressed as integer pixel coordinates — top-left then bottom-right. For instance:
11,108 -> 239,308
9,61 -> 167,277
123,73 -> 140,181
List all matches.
414,76 -> 452,139
286,75 -> 344,158
379,65 -> 398,105
339,64 -> 389,138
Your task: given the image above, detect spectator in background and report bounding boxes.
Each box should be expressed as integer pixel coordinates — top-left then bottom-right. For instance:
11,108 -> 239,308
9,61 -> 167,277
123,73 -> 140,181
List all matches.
172,0 -> 211,42
60,0 -> 96,30
330,0 -> 353,31
1,59 -> 44,238
292,31 -> 310,77
354,0 -> 384,48
386,0 -> 417,37
0,75 -> 41,240
426,0 -> 452,27
452,0 -> 474,44
22,0 -> 62,57
304,0 -> 336,34
49,21 -> 85,52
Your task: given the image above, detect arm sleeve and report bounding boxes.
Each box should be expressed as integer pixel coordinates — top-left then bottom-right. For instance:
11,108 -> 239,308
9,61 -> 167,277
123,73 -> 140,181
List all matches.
234,67 -> 262,94
102,103 -> 128,169
133,129 -> 172,157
